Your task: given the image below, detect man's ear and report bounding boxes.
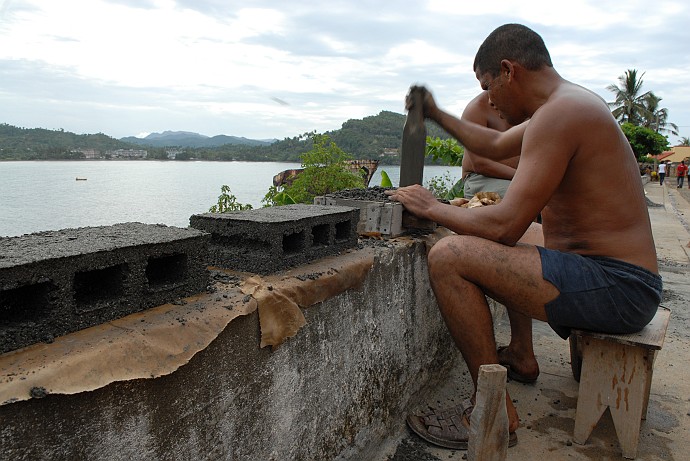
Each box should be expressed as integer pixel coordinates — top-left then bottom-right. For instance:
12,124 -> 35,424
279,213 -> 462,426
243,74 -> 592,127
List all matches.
500,60 -> 514,81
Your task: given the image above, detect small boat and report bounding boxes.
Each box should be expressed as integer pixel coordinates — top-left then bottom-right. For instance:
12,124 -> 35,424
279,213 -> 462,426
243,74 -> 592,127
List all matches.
75,177 -> 87,181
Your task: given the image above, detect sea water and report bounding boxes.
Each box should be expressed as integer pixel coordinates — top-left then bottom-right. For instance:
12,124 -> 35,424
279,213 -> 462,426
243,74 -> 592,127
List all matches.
0,161 -> 461,237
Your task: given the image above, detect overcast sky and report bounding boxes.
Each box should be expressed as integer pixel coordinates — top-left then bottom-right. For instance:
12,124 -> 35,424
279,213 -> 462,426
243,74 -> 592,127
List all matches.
1,0 -> 689,144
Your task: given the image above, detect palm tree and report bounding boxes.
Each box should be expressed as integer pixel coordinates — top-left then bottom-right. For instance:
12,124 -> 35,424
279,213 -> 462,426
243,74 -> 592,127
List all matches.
607,69 -> 649,125
640,92 -> 678,136
679,137 -> 690,147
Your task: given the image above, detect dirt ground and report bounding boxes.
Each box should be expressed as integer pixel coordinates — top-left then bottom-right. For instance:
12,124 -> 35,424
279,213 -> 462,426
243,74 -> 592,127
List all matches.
370,179 -> 690,461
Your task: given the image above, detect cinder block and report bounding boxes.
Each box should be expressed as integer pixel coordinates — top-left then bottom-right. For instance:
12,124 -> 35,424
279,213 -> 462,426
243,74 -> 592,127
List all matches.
0,223 -> 210,354
314,196 -> 405,237
189,204 -> 359,274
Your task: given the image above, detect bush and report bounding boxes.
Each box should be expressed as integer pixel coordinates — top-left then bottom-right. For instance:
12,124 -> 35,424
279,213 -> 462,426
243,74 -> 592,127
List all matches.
209,185 -> 253,212
425,136 -> 464,166
264,134 -> 364,205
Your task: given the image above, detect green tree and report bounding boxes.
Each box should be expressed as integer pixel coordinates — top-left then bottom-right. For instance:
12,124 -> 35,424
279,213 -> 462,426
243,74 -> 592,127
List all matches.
620,122 -> 669,160
607,69 -> 649,125
640,92 -> 678,136
263,134 -> 364,205
425,136 -> 464,166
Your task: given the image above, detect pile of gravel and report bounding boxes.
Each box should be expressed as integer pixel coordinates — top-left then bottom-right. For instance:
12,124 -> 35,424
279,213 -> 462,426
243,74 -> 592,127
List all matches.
327,186 -> 395,202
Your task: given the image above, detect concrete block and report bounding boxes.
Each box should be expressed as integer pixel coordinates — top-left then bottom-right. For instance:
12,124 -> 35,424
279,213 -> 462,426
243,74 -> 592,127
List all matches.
0,223 -> 209,354
189,204 -> 359,274
315,187 -> 436,236
315,196 -> 405,237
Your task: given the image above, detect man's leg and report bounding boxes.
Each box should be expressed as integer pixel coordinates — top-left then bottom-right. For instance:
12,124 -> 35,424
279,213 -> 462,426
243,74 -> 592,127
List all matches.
427,233 -> 559,433
498,223 -> 544,381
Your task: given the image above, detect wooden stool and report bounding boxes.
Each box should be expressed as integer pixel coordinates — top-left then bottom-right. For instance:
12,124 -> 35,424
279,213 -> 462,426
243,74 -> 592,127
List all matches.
569,306 -> 670,459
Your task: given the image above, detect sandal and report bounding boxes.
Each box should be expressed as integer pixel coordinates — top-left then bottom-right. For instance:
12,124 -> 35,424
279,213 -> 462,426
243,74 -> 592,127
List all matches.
497,345 -> 539,384
406,399 -> 518,450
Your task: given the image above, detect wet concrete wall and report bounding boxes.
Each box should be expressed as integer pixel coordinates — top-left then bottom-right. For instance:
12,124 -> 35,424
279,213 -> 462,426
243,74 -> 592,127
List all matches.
0,239 -> 460,460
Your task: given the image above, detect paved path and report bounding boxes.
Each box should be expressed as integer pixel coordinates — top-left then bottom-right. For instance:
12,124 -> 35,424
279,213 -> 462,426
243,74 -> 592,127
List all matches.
370,180 -> 690,461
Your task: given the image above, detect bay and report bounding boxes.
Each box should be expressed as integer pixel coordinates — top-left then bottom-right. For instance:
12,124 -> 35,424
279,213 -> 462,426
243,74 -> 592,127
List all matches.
0,161 -> 461,237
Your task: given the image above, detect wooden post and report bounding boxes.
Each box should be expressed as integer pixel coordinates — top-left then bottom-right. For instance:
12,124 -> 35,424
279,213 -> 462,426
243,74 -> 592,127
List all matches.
468,364 -> 509,461
399,87 -> 427,187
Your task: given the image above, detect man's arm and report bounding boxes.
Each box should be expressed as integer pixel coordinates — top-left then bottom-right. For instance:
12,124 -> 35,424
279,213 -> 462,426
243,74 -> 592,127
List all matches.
392,92 -> 573,245
460,92 -> 519,180
469,154 -> 519,180
408,86 -> 527,161
432,105 -> 527,162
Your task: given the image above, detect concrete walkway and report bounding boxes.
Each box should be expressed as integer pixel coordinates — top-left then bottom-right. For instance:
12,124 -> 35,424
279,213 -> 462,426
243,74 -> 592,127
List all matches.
372,180 -> 690,461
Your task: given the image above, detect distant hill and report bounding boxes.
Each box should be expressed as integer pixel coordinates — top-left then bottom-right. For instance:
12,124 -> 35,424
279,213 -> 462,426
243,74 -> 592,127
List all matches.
0,112 -> 450,162
194,110 -> 451,163
120,131 -> 274,148
0,123 -> 138,160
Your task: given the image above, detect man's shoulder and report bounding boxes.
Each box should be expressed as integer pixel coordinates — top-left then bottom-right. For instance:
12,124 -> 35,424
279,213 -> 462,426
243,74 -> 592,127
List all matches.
462,93 -> 491,120
549,83 -> 606,113
533,84 -> 612,134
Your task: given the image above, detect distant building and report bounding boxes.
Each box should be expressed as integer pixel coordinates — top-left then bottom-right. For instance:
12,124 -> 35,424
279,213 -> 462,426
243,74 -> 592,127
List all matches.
107,149 -> 148,159
166,148 -> 183,160
381,148 -> 399,158
73,148 -> 101,159
655,146 -> 690,164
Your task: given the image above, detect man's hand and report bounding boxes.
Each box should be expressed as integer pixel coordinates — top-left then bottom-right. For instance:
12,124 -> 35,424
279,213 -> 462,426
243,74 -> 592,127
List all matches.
405,85 -> 439,120
385,184 -> 440,219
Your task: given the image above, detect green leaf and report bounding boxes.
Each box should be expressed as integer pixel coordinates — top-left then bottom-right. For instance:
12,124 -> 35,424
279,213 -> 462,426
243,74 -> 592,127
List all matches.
274,191 -> 297,205
445,178 -> 464,200
424,136 -> 464,166
380,170 -> 393,187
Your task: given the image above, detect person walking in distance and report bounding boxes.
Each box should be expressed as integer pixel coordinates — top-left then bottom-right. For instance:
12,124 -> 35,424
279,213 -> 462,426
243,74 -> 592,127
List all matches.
658,161 -> 667,186
676,160 -> 687,188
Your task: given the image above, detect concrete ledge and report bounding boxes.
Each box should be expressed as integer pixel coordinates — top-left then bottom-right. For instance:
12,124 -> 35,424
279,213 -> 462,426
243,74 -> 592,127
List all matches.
0,223 -> 209,354
190,204 -> 360,274
0,237 -> 460,460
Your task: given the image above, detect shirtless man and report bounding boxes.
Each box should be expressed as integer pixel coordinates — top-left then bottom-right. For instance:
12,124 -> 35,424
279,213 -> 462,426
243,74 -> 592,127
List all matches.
388,24 -> 662,449
461,91 -> 519,200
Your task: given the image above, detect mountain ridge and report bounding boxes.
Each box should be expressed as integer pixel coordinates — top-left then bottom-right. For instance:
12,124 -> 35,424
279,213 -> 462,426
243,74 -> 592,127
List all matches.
0,111 -> 449,162
121,131 -> 276,148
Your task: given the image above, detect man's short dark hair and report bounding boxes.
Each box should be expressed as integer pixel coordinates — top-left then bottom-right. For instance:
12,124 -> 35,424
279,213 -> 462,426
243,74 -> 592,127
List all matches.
473,24 -> 553,77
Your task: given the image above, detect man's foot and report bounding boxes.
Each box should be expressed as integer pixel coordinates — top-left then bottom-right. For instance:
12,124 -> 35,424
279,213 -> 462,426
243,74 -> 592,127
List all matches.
406,399 -> 518,450
497,345 -> 539,383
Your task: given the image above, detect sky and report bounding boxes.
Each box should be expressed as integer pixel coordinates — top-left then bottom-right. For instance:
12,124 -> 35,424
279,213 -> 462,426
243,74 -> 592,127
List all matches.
1,0 -> 689,144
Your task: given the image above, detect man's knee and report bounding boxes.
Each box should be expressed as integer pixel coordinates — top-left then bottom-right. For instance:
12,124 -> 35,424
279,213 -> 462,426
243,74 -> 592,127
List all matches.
518,222 -> 544,246
428,235 -> 478,276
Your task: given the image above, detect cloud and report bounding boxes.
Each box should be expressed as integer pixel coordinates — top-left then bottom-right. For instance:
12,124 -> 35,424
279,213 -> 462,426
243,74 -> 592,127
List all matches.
0,0 -> 688,142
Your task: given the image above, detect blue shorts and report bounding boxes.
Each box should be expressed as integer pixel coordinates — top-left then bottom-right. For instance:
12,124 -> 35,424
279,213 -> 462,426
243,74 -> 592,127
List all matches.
537,247 -> 663,339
